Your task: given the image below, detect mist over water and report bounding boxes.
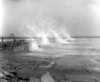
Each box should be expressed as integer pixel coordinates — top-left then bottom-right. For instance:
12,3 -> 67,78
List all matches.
1,0 -> 100,75
1,0 -> 100,58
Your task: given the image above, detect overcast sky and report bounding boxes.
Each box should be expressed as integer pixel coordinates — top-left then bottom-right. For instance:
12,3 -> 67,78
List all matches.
2,0 -> 100,36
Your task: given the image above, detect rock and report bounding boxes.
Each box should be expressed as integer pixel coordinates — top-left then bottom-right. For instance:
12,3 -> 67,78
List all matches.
0,79 -> 8,82
29,77 -> 40,82
0,72 -> 4,77
41,72 -> 55,82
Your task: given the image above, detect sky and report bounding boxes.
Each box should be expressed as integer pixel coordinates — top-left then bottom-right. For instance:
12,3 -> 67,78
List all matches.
1,0 -> 100,36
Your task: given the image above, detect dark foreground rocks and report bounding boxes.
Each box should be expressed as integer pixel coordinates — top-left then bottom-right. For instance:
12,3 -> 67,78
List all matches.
0,71 -> 55,82
0,71 -> 100,82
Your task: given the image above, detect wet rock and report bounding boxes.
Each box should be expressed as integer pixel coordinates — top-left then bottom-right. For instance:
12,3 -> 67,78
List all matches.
0,79 -> 8,82
29,77 -> 40,82
0,72 -> 5,78
19,80 -> 29,82
41,72 -> 55,82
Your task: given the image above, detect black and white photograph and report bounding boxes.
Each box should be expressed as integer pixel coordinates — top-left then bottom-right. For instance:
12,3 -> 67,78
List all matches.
0,0 -> 100,82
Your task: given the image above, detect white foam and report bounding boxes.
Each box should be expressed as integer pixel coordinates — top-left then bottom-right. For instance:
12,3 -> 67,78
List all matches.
29,40 -> 43,51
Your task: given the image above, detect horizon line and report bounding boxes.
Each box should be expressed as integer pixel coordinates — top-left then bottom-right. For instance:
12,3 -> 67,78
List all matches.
0,36 -> 100,39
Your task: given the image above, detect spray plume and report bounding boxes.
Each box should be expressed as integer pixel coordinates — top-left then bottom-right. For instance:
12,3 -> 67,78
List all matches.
29,39 -> 43,51
24,16 -> 73,51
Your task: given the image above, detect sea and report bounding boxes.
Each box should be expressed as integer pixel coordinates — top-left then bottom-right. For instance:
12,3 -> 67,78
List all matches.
0,37 -> 100,79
